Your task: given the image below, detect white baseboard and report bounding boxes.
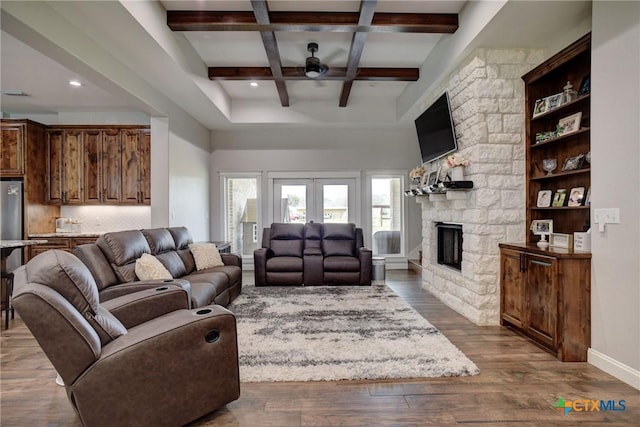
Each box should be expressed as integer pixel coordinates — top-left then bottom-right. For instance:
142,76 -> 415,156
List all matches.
588,348 -> 640,390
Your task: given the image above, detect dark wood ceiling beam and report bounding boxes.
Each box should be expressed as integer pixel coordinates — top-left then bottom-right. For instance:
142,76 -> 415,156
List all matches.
250,0 -> 289,107
340,1 -> 377,108
167,11 -> 458,33
209,67 -> 418,81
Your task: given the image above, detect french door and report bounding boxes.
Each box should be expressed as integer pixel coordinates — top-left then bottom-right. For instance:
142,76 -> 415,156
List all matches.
273,178 -> 356,224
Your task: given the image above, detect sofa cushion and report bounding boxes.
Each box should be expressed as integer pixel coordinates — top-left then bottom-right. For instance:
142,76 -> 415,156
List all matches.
322,224 -> 356,257
189,243 -> 224,270
266,256 -> 304,272
323,255 -> 361,272
74,244 -> 119,291
135,253 -> 172,281
142,228 -> 176,254
304,222 -> 323,251
270,223 -> 304,257
97,230 -> 150,283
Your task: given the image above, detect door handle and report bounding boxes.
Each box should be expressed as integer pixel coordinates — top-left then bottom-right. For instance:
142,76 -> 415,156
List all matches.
531,259 -> 552,267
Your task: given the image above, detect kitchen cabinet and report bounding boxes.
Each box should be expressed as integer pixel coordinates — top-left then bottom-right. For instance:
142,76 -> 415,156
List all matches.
0,123 -> 25,176
499,243 -> 590,361
46,126 -> 150,205
47,129 -> 84,204
28,236 -> 99,259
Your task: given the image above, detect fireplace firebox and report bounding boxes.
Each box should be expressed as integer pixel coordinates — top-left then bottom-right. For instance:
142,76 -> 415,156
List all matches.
436,223 -> 463,271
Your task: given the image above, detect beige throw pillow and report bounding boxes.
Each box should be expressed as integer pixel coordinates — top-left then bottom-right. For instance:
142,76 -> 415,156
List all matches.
189,243 -> 224,270
135,253 -> 172,280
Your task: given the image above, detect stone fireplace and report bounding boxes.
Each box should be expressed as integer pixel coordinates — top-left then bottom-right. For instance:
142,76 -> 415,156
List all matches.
417,48 -> 543,325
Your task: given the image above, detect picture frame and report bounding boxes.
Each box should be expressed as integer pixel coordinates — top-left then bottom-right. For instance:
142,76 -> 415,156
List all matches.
585,187 -> 591,206
552,189 -> 567,207
557,112 -> 582,136
532,98 -> 547,117
427,170 -> 439,186
546,92 -> 563,110
530,219 -> 553,236
536,190 -> 552,207
578,74 -> 590,96
420,172 -> 431,188
550,233 -> 574,249
568,187 -> 586,206
562,153 -> 585,171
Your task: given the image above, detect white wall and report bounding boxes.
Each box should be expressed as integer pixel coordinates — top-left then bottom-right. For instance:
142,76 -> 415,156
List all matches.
209,126 -> 423,253
589,1 -> 640,389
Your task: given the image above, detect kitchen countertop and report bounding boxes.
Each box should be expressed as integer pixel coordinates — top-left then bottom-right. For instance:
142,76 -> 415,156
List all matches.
29,233 -> 104,238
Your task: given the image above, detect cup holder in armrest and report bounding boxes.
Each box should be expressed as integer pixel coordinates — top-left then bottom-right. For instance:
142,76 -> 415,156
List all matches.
162,279 -> 173,282
155,286 -> 169,291
196,308 -> 212,315
205,329 -> 220,343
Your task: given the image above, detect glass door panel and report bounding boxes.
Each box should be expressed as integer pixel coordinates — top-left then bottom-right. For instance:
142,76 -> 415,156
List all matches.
371,177 -> 402,255
320,184 -> 349,223
275,178 -> 355,224
280,184 -> 307,223
224,177 -> 258,258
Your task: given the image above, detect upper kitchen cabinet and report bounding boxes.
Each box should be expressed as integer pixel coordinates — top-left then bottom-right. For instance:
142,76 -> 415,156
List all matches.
47,129 -> 84,204
46,125 -> 150,205
121,129 -> 150,205
1,122 -> 25,176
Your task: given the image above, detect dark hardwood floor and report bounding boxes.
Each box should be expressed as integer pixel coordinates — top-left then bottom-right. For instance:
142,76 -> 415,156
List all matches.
2,270 -> 638,426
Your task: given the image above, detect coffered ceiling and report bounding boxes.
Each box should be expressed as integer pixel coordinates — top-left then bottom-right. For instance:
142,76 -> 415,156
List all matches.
0,1 -> 592,129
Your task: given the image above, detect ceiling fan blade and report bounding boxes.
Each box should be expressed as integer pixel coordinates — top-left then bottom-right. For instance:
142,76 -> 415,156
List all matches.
322,47 -> 346,65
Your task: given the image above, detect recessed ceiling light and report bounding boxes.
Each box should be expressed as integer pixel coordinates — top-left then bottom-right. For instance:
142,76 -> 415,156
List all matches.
69,80 -> 82,87
250,82 -> 258,87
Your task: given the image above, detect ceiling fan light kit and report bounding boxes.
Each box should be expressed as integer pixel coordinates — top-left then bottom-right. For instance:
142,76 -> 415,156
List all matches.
305,42 -> 328,78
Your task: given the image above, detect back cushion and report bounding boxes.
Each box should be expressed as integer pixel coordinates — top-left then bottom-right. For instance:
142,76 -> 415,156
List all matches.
143,228 -> 187,277
270,223 -> 304,257
322,223 -> 356,257
304,223 -> 323,250
168,227 -> 195,274
74,244 -> 119,290
25,250 -> 126,345
97,230 -> 150,283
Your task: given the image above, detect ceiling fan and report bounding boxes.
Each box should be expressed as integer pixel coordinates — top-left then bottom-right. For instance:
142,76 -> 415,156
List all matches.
304,42 -> 328,79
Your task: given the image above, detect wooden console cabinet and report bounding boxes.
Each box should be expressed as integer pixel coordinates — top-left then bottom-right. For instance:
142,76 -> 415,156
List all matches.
499,243 -> 590,361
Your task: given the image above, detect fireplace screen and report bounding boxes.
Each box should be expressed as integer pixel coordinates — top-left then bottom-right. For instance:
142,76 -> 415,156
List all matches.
436,223 -> 463,271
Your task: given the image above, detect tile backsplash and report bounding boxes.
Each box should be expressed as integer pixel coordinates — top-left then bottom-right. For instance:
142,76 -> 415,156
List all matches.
60,205 -> 151,233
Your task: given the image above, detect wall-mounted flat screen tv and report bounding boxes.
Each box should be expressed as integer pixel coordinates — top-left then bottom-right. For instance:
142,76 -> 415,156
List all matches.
414,92 -> 458,164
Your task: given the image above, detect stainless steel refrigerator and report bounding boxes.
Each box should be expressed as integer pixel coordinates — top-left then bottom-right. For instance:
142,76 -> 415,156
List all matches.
0,179 -> 24,272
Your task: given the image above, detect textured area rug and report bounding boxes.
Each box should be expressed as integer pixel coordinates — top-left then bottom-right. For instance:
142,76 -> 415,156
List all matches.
228,284 -> 479,383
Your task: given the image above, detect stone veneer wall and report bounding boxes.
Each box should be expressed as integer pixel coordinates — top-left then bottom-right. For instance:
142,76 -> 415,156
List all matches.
418,48 -> 544,325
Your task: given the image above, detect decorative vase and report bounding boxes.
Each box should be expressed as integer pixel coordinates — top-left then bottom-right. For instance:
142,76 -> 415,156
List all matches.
450,166 -> 464,181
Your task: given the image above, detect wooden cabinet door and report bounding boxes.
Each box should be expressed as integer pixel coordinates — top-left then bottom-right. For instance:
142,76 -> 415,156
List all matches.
525,254 -> 558,347
28,239 -> 71,259
46,130 -> 64,204
500,249 -> 525,328
83,130 -> 102,204
0,123 -> 25,176
102,129 -> 122,204
61,130 -> 83,204
121,129 -> 141,204
139,129 -> 151,205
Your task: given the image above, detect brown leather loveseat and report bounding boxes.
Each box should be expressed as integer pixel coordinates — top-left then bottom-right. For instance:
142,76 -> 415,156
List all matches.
254,223 -> 372,286
74,226 -> 242,308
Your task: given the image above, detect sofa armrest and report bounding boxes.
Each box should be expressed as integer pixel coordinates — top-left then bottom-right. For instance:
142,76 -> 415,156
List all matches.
357,247 -> 373,285
253,248 -> 271,286
99,278 -> 192,305
221,253 -> 242,268
71,306 -> 240,427
101,285 -> 190,329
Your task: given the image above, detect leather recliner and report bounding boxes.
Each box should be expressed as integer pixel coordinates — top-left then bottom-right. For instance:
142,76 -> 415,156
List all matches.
254,223 -> 372,286
12,250 -> 240,427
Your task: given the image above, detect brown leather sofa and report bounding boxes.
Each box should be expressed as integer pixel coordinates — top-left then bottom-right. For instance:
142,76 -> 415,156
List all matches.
74,227 -> 242,308
254,223 -> 372,286
12,250 -> 240,427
